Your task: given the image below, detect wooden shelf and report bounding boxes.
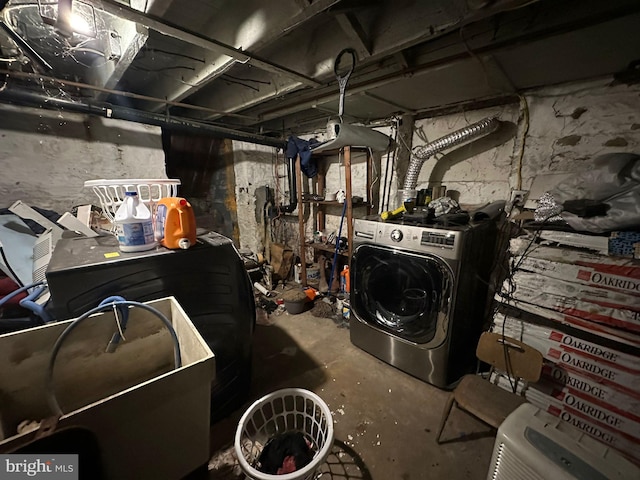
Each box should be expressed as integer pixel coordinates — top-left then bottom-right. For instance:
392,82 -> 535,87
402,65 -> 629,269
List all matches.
301,200 -> 370,207
306,242 -> 348,256
296,146 -> 375,286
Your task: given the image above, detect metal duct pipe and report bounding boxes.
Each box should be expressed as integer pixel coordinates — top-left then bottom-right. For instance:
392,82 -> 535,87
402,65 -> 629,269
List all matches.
278,155 -> 298,213
402,116 -> 499,197
0,88 -> 286,148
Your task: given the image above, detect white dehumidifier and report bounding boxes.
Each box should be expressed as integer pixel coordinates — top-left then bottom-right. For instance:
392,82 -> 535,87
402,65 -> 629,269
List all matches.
487,403 -> 639,480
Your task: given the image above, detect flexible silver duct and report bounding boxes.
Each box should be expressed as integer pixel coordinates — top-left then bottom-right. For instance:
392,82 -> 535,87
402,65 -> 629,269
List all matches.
402,116 -> 500,197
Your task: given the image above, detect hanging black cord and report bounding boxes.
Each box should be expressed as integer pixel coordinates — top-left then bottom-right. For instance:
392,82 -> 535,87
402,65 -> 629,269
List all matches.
380,121 -> 398,213
385,125 -> 399,211
497,214 -> 554,393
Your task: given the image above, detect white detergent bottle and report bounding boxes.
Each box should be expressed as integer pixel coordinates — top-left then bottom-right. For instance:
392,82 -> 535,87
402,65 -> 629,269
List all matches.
114,191 -> 157,252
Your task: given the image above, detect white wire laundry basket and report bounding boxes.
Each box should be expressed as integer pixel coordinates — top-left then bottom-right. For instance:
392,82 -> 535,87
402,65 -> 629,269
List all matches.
84,178 -> 181,224
234,388 -> 334,480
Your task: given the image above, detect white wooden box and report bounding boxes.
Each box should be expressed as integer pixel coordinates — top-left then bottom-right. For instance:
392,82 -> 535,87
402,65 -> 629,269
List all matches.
0,296 -> 215,479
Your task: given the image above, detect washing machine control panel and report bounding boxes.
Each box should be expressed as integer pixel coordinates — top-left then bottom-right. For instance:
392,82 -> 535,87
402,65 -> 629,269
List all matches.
421,231 -> 455,248
353,219 -> 464,259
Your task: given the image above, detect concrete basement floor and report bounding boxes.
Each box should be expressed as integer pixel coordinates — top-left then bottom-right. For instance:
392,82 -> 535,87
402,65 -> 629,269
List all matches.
193,308 -> 496,480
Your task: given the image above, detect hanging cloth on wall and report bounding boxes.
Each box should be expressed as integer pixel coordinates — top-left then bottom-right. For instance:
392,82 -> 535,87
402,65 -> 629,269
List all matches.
286,136 -> 319,178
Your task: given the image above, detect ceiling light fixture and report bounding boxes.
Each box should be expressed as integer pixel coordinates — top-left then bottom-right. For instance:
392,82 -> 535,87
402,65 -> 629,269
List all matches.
38,0 -> 96,38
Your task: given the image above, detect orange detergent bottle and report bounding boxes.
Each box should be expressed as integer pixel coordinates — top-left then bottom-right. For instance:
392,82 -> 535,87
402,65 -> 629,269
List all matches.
340,265 -> 350,293
155,197 -> 197,249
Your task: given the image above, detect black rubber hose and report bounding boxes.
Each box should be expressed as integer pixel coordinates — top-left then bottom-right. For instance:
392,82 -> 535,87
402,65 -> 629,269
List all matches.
45,300 -> 182,416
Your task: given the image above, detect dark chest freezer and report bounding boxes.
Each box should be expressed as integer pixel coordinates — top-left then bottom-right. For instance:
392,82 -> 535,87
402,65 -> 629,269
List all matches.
45,231 -> 255,422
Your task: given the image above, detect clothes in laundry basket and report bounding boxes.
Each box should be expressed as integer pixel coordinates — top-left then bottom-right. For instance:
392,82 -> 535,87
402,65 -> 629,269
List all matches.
257,431 -> 314,474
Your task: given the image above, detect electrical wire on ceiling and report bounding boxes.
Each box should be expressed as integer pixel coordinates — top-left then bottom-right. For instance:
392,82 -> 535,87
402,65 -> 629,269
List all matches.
132,65 -> 196,72
63,46 -> 103,57
0,67 -> 261,119
63,48 -> 110,69
128,64 -> 202,87
219,73 -> 273,91
134,48 -> 206,85
141,47 -> 205,63
222,73 -> 271,86
139,46 -> 205,63
221,75 -> 261,92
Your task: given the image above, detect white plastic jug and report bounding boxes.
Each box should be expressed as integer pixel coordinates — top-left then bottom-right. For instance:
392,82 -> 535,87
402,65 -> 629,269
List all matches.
114,191 -> 157,252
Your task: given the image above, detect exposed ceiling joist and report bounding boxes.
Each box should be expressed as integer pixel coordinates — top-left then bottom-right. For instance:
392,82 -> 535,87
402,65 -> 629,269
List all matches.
361,92 -> 416,115
394,51 -> 410,70
187,1 -> 484,121
0,68 -> 259,120
151,0 -> 342,108
1,0 -> 638,142
94,24 -> 148,100
242,2 -> 640,126
97,0 -> 322,88
335,12 -> 371,56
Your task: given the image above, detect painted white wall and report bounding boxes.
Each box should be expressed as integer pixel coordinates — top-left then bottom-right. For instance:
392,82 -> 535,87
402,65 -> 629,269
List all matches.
273,77 -> 640,254
232,140 -> 280,254
0,104 -> 166,214
2,75 -> 638,254
317,149 -> 372,236
409,78 -> 640,209
230,139 -> 376,256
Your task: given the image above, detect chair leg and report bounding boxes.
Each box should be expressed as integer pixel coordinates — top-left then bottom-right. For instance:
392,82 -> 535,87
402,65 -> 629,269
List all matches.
436,394 -> 457,444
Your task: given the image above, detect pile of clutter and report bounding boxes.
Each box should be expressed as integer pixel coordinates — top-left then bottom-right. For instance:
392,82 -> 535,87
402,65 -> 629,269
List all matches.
244,244 -> 351,326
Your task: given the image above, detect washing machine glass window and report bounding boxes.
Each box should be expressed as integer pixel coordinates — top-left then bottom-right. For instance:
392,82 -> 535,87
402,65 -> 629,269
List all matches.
353,244 -> 452,343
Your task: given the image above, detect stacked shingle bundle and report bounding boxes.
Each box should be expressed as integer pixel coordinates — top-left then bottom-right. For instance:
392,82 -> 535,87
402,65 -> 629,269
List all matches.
492,236 -> 640,464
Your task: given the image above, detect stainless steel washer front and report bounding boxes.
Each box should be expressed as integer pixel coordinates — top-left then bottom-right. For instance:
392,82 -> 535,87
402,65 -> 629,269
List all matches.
353,244 -> 453,348
350,219 -> 496,388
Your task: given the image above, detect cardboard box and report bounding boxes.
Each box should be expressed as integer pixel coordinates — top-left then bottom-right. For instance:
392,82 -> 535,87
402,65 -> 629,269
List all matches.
491,372 -> 640,463
532,371 -> 640,442
541,364 -> 640,414
494,315 -> 640,395
508,270 -> 640,313
492,315 -> 640,372
501,279 -> 640,332
495,298 -> 640,347
515,256 -> 640,296
527,388 -> 640,464
511,238 -> 640,270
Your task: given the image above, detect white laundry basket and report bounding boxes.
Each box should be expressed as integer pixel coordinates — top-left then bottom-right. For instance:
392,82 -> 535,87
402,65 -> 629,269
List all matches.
84,178 -> 181,224
234,388 -> 334,480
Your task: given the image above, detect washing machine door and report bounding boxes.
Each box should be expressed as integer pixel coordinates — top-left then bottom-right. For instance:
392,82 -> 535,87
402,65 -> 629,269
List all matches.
352,244 -> 453,344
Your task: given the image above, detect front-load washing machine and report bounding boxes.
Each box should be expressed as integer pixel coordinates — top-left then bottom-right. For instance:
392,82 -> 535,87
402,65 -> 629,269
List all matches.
350,218 -> 497,388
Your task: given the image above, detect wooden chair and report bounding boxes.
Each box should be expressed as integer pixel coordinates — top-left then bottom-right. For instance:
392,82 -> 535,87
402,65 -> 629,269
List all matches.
435,331 -> 543,444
